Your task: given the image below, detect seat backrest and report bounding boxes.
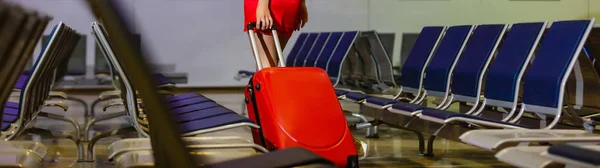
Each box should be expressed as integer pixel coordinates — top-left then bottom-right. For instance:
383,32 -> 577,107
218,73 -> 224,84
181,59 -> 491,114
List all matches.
327,31 -> 358,85
92,22 -> 148,137
18,22 -> 62,123
315,32 -> 343,70
423,25 -> 473,96
339,50 -> 354,86
399,26 -> 445,93
450,24 -> 506,101
293,33 -> 319,67
353,34 -> 379,84
340,46 -> 361,87
16,22 -> 80,139
522,20 -> 594,116
361,31 -> 396,87
284,33 -> 309,67
484,22 -> 546,107
303,32 -> 330,66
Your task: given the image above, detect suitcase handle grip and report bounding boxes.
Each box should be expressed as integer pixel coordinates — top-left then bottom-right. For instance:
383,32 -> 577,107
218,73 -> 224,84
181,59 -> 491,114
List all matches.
247,22 -> 286,70
247,22 -> 277,31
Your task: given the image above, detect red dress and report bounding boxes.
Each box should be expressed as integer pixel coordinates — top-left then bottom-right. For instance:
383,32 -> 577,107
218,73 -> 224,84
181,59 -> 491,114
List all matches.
244,0 -> 302,39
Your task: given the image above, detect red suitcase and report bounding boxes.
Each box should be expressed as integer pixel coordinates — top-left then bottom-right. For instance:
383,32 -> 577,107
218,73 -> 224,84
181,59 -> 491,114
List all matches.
244,23 -> 358,168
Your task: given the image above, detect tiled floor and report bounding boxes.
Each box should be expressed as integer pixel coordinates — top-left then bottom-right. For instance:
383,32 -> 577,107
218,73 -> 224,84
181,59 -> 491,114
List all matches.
19,92 -> 512,167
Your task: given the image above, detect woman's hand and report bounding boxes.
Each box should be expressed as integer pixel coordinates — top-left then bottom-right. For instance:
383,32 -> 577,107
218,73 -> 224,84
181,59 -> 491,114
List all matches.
256,0 -> 272,30
298,1 -> 308,30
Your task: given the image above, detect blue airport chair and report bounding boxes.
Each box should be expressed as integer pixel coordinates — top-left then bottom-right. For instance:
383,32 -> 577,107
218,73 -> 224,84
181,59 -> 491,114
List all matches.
418,22 -> 546,128
460,20 -> 596,153
316,32 -> 343,71
303,32 -> 331,67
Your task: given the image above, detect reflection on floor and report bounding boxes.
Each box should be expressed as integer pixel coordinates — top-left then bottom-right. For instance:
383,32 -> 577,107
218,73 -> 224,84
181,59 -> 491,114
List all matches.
353,127 -> 512,168
21,92 -> 512,167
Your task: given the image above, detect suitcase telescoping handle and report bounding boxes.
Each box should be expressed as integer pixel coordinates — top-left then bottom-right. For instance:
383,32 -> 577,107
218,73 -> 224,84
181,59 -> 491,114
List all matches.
247,22 -> 286,70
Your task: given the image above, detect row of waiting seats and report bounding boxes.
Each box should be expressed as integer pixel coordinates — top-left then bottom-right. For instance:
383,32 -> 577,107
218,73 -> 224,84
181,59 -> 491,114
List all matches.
0,1 -> 338,167
335,18 -> 600,167
0,2 -> 85,166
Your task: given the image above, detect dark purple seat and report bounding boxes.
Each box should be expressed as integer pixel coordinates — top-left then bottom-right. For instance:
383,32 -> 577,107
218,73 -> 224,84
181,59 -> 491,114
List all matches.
345,92 -> 368,101
179,113 -> 254,134
547,144 -> 600,166
14,75 -> 28,89
237,70 -> 255,76
3,114 -> 17,122
152,73 -> 175,85
168,96 -> 214,108
174,106 -> 235,123
391,102 -> 424,112
164,92 -> 203,102
5,102 -> 18,109
4,108 -> 18,115
334,90 -> 348,97
171,101 -> 222,115
365,97 -> 399,106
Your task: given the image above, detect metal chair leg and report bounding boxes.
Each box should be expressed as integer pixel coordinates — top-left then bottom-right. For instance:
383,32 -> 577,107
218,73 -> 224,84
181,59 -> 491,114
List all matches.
350,113 -> 372,137
37,112 -> 83,161
84,111 -> 127,141
89,98 -> 103,121
66,96 -> 90,118
424,124 -> 447,157
366,125 -> 379,139
86,127 -> 137,162
425,135 -> 436,157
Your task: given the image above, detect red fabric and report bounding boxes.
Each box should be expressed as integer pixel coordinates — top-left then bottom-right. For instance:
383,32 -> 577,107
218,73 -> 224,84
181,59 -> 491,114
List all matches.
244,0 -> 302,39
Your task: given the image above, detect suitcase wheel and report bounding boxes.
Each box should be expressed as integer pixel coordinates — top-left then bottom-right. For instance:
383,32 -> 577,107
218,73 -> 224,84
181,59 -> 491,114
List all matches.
346,155 -> 359,168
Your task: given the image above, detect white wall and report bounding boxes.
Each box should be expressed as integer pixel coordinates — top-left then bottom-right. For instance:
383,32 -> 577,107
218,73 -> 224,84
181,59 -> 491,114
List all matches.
10,0 -> 368,87
9,0 -> 599,87
134,0 -> 368,87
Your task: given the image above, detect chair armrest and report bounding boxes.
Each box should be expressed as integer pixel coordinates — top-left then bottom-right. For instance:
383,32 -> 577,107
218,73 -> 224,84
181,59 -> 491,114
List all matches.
157,84 -> 176,90
397,97 -> 413,102
49,91 -> 68,100
44,100 -> 69,111
103,99 -> 124,111
99,90 -> 121,100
